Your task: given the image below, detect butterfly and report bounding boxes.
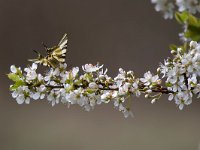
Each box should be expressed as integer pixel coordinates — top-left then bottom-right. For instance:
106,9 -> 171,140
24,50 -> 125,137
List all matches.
29,33 -> 68,68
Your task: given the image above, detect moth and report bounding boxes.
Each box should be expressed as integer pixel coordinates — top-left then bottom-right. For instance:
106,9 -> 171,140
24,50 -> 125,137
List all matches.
29,33 -> 68,68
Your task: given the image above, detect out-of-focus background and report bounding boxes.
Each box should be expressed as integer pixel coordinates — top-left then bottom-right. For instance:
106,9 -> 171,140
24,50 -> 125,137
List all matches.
0,0 -> 200,150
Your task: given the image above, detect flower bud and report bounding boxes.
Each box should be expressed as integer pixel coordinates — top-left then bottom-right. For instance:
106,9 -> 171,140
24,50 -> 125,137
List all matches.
157,68 -> 161,74
190,41 -> 198,48
99,75 -> 105,80
171,50 -> 177,55
145,94 -> 149,98
177,48 -> 182,53
157,79 -> 162,84
146,89 -> 152,93
89,82 -> 98,89
151,98 -> 156,104
10,65 -> 17,73
149,85 -> 154,89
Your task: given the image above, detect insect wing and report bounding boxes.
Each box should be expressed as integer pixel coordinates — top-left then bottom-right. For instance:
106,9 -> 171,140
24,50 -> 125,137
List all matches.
47,55 -> 59,68
58,33 -> 68,49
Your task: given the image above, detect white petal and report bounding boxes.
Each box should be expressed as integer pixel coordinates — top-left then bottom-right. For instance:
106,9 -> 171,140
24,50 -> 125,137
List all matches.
12,91 -> 18,98
32,93 -> 40,100
168,94 -> 174,101
32,63 -> 37,70
152,75 -> 159,82
25,98 -> 30,104
10,65 -> 17,73
179,104 -> 184,110
40,94 -> 45,99
51,100 -> 56,107
190,41 -> 198,48
16,95 -> 24,104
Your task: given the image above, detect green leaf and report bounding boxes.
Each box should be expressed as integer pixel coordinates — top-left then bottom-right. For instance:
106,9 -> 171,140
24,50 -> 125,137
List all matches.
86,88 -> 95,94
169,44 -> 178,51
175,11 -> 189,24
187,14 -> 198,25
175,11 -> 200,42
185,24 -> 200,41
8,73 -> 21,82
165,82 -> 172,87
9,80 -> 25,91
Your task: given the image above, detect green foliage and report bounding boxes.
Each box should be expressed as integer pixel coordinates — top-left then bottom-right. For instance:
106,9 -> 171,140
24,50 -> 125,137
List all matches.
10,81 -> 25,91
8,73 -> 21,82
8,73 -> 25,91
169,42 -> 188,53
175,11 -> 200,41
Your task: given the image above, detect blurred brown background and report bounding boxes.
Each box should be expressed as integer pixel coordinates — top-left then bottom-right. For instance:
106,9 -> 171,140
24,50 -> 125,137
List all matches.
0,0 -> 200,150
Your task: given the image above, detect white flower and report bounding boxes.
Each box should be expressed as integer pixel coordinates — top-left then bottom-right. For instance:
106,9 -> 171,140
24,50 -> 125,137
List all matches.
140,71 -> 159,86
118,82 -> 130,96
47,90 -> 61,106
114,68 -> 126,81
159,61 -> 169,78
89,82 -> 98,89
175,91 -> 192,110
59,63 -> 67,71
151,0 -> 200,19
190,41 -> 198,48
12,86 -> 31,104
72,67 -> 79,77
151,0 -> 174,19
24,63 -> 38,81
16,95 -> 30,104
118,103 -> 133,118
82,64 -> 103,73
101,92 -> 111,100
168,93 -> 174,101
193,84 -> 200,98
31,85 -> 46,100
188,74 -> 197,89
44,68 -> 59,82
101,91 -> 117,102
131,80 -> 141,97
123,109 -> 134,118
10,65 -> 17,73
176,0 -> 200,14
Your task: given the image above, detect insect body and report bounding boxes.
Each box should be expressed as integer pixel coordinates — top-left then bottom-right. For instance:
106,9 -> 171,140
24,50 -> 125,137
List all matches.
29,33 -> 68,68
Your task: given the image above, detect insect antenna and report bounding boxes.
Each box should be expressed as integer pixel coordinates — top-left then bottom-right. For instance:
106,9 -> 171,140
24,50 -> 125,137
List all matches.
42,42 -> 48,51
33,50 -> 43,58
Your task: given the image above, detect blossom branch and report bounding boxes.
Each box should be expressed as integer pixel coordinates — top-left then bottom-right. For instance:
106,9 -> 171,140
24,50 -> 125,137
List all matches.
8,41 -> 200,117
43,83 -> 174,94
6,1 -> 200,118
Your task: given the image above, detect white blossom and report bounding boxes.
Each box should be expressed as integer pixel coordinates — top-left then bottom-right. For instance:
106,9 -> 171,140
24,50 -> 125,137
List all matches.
151,0 -> 200,19
24,63 -> 38,81
12,86 -> 30,104
10,65 -> 17,73
140,71 -> 159,86
82,64 -> 103,73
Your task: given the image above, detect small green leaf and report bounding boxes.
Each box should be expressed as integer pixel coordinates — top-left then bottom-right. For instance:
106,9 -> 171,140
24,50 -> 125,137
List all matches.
185,24 -> 200,41
86,88 -> 95,94
165,82 -> 172,87
188,14 -> 198,25
9,80 -> 25,91
8,73 -> 21,82
169,44 -> 178,51
175,11 -> 189,24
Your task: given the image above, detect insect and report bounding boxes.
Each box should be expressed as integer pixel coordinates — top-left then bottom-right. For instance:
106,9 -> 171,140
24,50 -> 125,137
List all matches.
29,33 -> 68,68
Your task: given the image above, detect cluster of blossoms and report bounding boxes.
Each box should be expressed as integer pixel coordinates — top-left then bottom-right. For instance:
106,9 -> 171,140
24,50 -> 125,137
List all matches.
9,61 -> 163,118
158,41 -> 200,109
8,41 -> 200,117
151,0 -> 200,19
